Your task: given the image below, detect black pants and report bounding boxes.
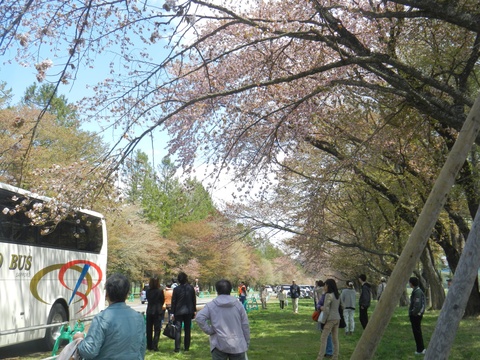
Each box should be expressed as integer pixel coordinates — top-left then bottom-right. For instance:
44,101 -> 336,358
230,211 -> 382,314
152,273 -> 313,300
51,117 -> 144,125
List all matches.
409,315 -> 425,352
174,314 -> 192,351
146,313 -> 162,350
280,300 -> 285,309
359,306 -> 369,329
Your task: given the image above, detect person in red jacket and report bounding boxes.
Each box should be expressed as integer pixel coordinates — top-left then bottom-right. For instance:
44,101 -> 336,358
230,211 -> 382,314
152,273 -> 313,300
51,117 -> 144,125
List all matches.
238,281 -> 248,308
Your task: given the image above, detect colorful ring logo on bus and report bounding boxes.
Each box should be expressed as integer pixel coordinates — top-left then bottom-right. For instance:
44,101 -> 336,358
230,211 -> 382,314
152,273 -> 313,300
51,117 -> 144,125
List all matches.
30,260 -> 103,315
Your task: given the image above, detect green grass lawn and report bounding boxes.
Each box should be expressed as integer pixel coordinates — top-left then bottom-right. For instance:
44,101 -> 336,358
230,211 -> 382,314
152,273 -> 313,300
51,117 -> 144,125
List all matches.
146,299 -> 479,360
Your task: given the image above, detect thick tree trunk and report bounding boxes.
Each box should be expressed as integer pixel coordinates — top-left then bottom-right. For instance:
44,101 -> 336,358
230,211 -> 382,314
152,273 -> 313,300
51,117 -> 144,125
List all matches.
351,94 -> 480,360
425,204 -> 480,359
399,288 -> 409,307
420,248 -> 445,310
464,277 -> 480,317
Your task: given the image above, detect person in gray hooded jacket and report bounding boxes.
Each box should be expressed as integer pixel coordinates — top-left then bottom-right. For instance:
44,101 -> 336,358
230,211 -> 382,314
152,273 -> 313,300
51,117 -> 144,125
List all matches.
195,279 -> 250,360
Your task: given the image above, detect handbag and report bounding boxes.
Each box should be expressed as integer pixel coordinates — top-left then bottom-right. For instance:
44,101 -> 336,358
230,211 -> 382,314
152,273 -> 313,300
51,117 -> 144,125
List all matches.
163,320 -> 177,339
312,310 -> 320,322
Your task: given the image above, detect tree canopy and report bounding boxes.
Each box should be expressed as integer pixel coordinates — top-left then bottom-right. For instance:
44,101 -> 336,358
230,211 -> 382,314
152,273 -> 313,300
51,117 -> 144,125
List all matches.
2,3 -> 480,355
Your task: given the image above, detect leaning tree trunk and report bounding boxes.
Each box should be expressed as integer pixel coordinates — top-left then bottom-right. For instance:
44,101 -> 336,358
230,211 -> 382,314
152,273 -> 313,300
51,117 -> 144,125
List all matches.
351,94 -> 480,360
438,228 -> 480,316
420,247 -> 445,310
425,204 -> 480,359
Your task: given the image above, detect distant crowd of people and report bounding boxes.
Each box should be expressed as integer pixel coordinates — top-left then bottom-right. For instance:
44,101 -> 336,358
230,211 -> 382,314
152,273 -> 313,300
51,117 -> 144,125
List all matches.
67,272 -> 427,360
310,274 -> 426,359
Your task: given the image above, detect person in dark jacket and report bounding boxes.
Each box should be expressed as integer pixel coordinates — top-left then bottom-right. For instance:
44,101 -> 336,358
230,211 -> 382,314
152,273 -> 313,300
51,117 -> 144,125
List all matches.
290,280 -> 301,314
409,277 -> 427,355
358,274 -> 371,329
171,271 -> 197,353
146,277 -> 165,351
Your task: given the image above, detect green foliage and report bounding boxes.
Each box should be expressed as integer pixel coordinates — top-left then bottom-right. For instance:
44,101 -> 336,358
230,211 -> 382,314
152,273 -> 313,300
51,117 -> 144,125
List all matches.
21,83 -> 77,127
123,150 -> 154,204
126,155 -> 216,236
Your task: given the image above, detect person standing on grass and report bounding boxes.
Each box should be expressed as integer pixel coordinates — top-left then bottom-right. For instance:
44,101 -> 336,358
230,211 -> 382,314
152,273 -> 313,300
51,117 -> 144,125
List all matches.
340,281 -> 356,335
278,287 -> 287,309
163,282 -> 173,321
316,280 -> 333,357
377,277 -> 387,300
171,271 -> 197,353
409,277 -> 427,355
260,285 -> 268,309
196,279 -> 250,360
317,279 -> 341,360
146,277 -> 165,351
238,281 -> 248,308
290,280 -> 301,314
314,280 -> 323,309
358,274 -> 371,329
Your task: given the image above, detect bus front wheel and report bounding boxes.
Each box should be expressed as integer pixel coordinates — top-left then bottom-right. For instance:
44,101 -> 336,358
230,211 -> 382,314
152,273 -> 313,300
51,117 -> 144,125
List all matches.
44,303 -> 67,350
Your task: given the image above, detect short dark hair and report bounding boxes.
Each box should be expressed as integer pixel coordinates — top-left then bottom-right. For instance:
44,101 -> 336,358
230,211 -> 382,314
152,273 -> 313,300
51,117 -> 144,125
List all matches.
216,279 -> 232,295
105,273 -> 130,303
409,277 -> 419,287
359,274 -> 367,282
177,271 -> 188,284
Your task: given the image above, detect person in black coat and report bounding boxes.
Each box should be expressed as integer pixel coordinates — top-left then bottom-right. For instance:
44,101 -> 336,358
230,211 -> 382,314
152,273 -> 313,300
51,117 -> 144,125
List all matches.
146,277 -> 165,351
171,271 -> 197,353
358,274 -> 372,329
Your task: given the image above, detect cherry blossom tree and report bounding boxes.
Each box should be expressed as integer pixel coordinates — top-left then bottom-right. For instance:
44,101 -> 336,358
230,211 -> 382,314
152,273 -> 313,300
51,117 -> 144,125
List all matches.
2,2 -> 480,357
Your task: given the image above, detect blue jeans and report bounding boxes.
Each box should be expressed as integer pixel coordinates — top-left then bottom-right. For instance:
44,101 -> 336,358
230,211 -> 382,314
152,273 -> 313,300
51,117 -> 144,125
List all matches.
326,333 -> 333,355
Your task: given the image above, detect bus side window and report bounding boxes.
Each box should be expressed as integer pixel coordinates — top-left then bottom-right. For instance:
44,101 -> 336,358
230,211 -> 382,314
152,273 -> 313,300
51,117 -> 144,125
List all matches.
0,213 -> 13,241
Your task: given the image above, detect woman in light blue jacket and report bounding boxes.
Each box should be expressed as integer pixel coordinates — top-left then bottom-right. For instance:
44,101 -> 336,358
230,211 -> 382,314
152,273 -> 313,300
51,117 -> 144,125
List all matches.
74,273 -> 146,359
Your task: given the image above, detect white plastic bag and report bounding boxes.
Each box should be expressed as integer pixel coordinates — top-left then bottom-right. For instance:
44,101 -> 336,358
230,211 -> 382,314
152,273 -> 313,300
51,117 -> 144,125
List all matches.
317,311 -> 325,323
57,338 -> 82,360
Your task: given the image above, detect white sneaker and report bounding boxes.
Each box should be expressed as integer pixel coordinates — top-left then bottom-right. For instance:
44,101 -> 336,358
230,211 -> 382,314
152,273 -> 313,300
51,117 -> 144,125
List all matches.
415,349 -> 426,355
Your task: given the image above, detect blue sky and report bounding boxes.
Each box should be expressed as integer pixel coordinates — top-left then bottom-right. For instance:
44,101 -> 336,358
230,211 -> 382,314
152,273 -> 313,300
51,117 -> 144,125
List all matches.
0,55 -> 241,205
0,47 -> 172,166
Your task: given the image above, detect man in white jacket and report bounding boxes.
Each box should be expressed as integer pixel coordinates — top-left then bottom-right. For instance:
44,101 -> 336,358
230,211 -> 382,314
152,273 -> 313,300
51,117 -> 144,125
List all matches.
196,279 -> 250,360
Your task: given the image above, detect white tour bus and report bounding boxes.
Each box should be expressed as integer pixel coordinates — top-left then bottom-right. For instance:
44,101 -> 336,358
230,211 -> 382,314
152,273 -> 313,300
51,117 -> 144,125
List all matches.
0,182 -> 107,350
